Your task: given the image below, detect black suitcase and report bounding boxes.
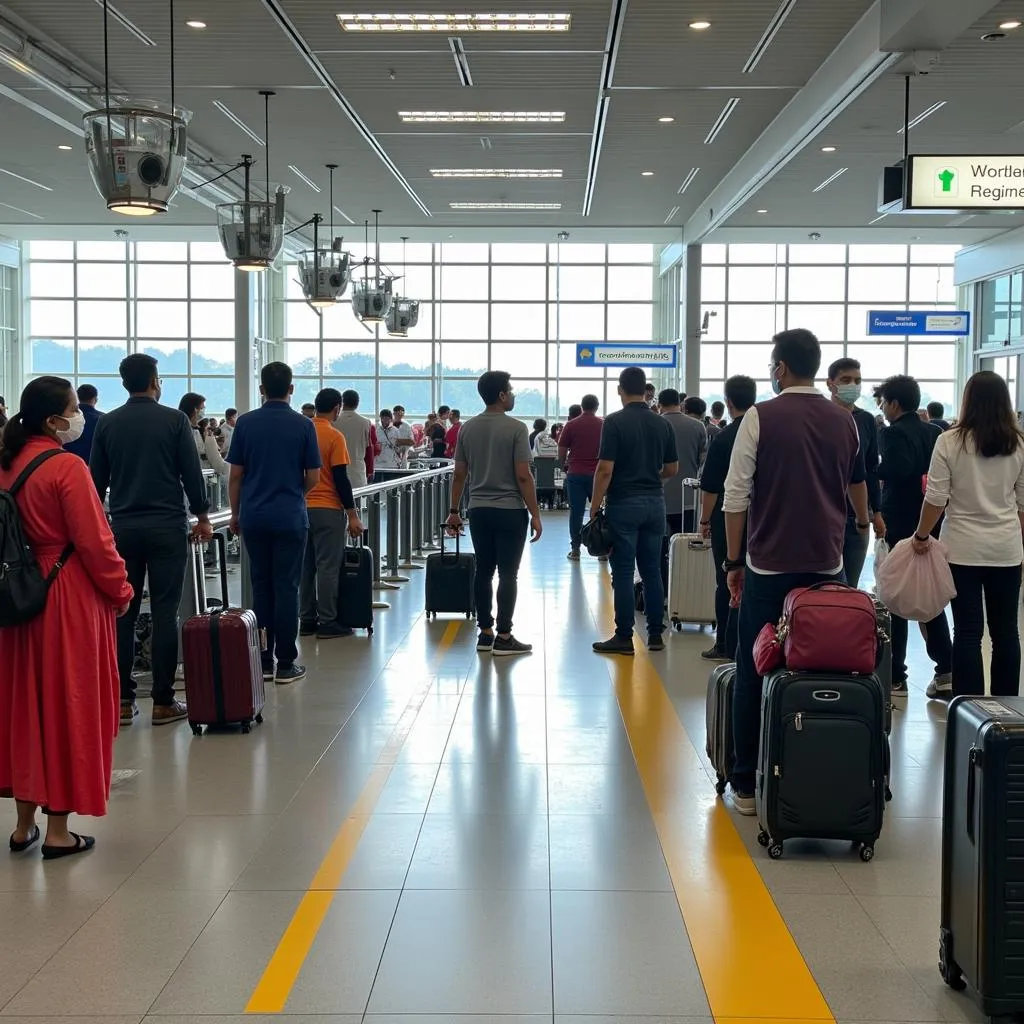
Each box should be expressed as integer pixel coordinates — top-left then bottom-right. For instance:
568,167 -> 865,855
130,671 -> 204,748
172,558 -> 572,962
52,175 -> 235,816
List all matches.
874,598 -> 893,732
337,541 -> 374,634
705,662 -> 736,795
756,669 -> 889,861
939,696 -> 1024,1014
425,528 -> 475,620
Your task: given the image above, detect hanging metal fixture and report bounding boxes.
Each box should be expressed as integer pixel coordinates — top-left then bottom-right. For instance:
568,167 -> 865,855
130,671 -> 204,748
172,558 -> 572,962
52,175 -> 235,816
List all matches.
83,0 -> 191,216
296,165 -> 352,308
351,210 -> 394,324
213,91 -> 289,271
386,236 -> 420,337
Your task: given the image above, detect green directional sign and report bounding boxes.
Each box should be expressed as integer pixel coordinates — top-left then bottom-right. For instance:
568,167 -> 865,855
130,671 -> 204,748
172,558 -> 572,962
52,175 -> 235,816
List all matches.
934,167 -> 958,198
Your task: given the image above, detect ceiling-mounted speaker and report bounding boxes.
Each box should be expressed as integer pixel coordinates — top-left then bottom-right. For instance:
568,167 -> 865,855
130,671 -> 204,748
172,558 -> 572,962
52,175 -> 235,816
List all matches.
352,276 -> 394,323
299,249 -> 352,307
216,185 -> 290,271
386,298 -> 421,337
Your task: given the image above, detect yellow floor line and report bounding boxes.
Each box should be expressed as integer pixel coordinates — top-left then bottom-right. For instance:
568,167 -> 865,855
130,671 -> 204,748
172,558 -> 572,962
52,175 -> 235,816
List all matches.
246,620 -> 462,1014
594,576 -> 834,1023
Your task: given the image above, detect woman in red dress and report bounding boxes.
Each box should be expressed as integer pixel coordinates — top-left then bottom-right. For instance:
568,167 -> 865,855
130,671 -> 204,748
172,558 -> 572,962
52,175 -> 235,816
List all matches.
0,376 -> 132,859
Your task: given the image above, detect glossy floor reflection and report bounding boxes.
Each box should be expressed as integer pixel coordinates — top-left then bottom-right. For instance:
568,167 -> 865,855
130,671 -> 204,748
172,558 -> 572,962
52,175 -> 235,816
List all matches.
0,517 -> 984,1024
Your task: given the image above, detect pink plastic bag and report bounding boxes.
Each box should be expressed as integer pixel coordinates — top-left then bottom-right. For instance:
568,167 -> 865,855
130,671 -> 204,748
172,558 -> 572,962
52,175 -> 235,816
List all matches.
874,537 -> 957,622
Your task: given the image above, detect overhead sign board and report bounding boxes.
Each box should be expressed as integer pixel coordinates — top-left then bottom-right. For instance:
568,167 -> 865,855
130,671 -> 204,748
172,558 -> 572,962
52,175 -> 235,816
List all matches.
867,310 -> 971,337
576,344 -> 677,368
907,154 -> 1024,210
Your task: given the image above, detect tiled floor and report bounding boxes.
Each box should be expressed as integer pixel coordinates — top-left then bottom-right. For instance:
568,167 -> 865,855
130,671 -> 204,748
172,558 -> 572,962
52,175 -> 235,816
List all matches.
0,514 -> 985,1024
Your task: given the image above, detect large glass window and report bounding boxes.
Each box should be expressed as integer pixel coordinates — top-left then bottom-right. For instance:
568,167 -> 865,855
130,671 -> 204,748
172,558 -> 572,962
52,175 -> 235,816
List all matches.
700,244 -> 960,413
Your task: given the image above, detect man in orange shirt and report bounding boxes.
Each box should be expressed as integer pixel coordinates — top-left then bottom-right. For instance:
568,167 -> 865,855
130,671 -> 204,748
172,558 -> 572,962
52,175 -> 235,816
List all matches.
300,388 -> 365,639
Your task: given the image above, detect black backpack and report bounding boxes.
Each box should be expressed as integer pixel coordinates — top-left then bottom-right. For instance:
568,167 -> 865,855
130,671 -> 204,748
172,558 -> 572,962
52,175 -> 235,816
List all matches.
0,449 -> 74,627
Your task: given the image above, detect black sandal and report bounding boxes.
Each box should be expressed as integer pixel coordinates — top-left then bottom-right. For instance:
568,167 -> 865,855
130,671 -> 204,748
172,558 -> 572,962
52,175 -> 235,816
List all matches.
41,832 -> 95,860
9,825 -> 40,853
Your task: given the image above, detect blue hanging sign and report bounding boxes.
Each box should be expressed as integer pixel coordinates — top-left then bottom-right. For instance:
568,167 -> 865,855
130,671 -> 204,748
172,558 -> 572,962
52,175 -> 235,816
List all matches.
576,343 -> 677,368
866,310 -> 971,336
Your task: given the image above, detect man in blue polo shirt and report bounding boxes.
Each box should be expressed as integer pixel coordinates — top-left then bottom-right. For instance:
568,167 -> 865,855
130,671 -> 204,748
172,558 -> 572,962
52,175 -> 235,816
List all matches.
228,362 -> 321,685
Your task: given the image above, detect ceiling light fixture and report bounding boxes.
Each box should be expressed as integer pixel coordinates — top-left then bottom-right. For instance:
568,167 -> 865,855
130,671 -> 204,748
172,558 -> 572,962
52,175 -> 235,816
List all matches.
430,168 -> 563,178
757,208 -> 768,213
398,110 -> 565,123
185,19 -> 206,28
663,205 -> 680,224
897,100 -> 946,133
352,209 -> 394,324
90,0 -> 156,46
448,36 -> 473,86
289,164 -> 322,193
212,99 -> 263,145
57,144 -> 73,151
677,167 -> 700,194
0,200 -> 43,220
333,204 -> 355,225
0,167 -> 53,190
821,145 -> 837,152
641,170 -> 654,176
742,0 -> 797,73
1000,19 -> 1022,29
689,20 -> 711,30
704,97 -> 739,144
658,116 -> 674,123
812,167 -> 848,192
449,202 -> 562,210
337,12 -> 571,32
386,236 -> 421,337
295,164 -> 353,310
84,0 -> 190,216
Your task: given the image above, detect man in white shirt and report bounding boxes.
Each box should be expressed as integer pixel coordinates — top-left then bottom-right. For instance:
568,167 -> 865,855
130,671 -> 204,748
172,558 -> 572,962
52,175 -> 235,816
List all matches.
375,408 -> 411,479
392,404 -> 415,463
221,408 -> 237,451
335,390 -> 372,489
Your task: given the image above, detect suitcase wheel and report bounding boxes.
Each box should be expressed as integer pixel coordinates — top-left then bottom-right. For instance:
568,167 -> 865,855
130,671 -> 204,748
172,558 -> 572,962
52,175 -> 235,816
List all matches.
241,721 -> 251,734
190,722 -> 203,736
767,841 -> 784,860
255,713 -> 264,724
715,775 -> 726,796
858,844 -> 875,863
939,952 -> 966,992
368,626 -> 374,635
756,829 -> 770,848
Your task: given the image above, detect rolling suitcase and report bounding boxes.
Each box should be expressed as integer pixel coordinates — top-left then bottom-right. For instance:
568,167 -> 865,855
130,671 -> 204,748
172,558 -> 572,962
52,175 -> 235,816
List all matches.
755,669 -> 889,861
425,527 -> 475,620
337,540 -> 374,634
939,696 -> 1024,1014
874,598 -> 894,733
182,533 -> 265,736
705,662 -> 736,795
667,479 -> 716,630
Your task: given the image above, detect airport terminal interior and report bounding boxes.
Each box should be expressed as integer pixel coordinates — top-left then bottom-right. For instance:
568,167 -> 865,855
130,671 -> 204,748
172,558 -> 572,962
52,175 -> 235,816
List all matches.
3,0 -> 1024,1022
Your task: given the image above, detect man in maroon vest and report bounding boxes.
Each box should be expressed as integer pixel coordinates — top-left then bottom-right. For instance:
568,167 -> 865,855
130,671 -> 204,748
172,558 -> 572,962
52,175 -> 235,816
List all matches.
722,328 -> 870,815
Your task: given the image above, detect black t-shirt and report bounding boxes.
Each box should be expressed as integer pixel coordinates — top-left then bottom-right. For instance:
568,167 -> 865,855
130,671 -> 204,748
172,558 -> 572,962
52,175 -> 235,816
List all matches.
599,401 -> 678,499
430,423 -> 446,458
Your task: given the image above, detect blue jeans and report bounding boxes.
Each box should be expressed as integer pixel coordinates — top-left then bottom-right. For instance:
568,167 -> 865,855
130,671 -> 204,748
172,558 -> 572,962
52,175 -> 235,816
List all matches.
731,565 -> 844,794
607,494 -> 666,639
243,526 -> 307,668
565,474 -> 592,551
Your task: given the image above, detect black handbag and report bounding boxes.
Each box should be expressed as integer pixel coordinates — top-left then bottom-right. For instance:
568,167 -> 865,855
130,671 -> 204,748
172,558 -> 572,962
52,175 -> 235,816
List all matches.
580,508 -> 613,558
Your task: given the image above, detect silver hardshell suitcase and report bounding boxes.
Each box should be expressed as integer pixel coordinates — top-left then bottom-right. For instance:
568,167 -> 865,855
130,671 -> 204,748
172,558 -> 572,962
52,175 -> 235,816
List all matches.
667,478 -> 717,630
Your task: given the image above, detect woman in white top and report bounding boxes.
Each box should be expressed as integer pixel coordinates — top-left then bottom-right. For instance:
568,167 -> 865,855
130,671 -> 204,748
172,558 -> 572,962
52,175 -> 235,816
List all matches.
914,371 -> 1024,697
179,393 -> 230,479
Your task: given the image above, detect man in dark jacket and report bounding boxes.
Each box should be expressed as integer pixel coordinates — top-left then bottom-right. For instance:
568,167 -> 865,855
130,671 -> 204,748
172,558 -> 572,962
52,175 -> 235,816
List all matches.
877,375 -> 953,698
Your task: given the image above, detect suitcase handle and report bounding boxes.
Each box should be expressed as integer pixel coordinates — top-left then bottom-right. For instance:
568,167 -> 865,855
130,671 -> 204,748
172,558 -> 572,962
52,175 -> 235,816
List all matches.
189,531 -> 230,611
687,538 -> 712,552
439,523 -> 463,563
967,746 -> 980,844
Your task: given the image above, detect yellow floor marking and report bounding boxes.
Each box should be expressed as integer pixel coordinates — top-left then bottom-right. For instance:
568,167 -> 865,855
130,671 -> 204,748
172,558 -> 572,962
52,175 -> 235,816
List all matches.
595,577 -> 834,1022
246,620 -> 462,1014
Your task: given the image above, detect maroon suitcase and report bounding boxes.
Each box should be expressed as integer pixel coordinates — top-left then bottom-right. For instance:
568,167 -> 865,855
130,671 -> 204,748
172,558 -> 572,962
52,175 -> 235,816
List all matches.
182,534 -> 265,735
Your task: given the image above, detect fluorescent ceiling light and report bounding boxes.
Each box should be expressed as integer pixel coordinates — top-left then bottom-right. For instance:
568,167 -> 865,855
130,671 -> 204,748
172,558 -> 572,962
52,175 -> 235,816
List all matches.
333,204 -> 355,225
743,0 -> 797,73
0,200 -> 43,220
288,165 -> 322,192
430,168 -> 563,178
0,167 -> 52,191
399,110 -> 565,123
658,116 -> 674,123
898,100 -> 946,133
185,19 -> 207,28
1000,19 -> 1022,29
337,12 -> 571,32
704,98 -> 739,144
449,202 -> 562,210
677,167 -> 700,194
812,167 -> 848,192
664,205 -> 680,224
821,145 -> 837,152
689,20 -> 711,30
57,144 -> 72,151
91,0 -> 156,46
756,208 -> 768,213
212,100 -> 264,145
868,213 -> 889,225
641,171 -> 654,176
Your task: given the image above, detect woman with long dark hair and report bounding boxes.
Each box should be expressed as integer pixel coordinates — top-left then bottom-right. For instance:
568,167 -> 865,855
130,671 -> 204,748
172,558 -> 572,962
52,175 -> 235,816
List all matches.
913,371 -> 1024,697
0,376 -> 132,858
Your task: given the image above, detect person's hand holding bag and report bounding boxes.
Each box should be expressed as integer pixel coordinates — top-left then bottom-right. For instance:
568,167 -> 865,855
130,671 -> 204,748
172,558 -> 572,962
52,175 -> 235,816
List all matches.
875,536 -> 956,622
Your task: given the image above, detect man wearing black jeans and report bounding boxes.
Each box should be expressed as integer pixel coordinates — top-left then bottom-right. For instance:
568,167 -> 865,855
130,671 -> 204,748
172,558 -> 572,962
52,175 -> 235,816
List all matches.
698,374 -> 756,661
557,393 -> 603,561
446,370 -> 541,657
227,363 -> 321,685
91,354 -> 212,727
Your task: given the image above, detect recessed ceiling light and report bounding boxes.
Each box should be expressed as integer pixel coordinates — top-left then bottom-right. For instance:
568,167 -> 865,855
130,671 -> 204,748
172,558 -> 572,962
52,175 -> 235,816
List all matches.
821,145 -> 837,152
185,19 -> 206,28
641,171 -> 654,176
449,202 -> 562,210
689,20 -> 711,30
57,144 -> 72,151
756,208 -> 768,213
338,12 -> 571,32
399,110 -> 565,123
1000,19 -> 1022,29
430,168 -> 563,178
658,116 -> 674,123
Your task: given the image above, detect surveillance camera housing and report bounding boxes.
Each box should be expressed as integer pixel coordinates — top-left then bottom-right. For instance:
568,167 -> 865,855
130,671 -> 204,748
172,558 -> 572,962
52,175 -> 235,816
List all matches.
910,49 -> 941,74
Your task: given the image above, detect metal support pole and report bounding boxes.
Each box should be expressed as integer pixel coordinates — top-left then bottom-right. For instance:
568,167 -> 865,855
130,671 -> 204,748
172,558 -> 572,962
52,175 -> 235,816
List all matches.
370,491 -> 397,595
411,479 -> 424,556
400,484 -> 424,568
381,488 -> 410,584
422,474 -> 440,550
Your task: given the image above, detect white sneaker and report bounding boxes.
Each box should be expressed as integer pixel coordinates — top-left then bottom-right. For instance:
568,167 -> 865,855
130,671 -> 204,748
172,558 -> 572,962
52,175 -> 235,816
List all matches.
731,790 -> 756,816
926,673 -> 953,699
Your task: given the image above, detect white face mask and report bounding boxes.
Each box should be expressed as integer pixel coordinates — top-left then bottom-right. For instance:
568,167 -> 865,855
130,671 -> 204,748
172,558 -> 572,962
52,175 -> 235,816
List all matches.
55,410 -> 85,444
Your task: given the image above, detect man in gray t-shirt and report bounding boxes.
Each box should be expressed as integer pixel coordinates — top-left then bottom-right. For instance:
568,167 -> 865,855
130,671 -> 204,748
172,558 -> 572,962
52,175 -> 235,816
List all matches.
447,371 -> 542,657
659,388 -> 707,532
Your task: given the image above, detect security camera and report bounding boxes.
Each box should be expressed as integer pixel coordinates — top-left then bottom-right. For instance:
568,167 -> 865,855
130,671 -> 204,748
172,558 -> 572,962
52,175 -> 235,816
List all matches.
909,49 -> 940,74
808,231 -> 822,241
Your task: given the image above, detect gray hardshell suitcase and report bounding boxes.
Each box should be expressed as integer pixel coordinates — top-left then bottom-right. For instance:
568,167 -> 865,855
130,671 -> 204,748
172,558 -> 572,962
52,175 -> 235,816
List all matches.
755,669 -> 890,861
705,662 -> 736,795
939,696 -> 1024,1015
425,528 -> 475,620
667,478 -> 716,630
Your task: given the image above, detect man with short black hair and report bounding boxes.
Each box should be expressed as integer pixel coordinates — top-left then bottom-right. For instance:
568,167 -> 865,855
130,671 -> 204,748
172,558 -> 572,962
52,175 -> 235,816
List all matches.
723,329 -> 869,814
336,389 -> 373,488
644,382 -> 657,409
826,357 -> 884,588
558,393 -> 602,560
444,409 -> 463,458
446,371 -> 540,657
684,395 -> 720,441
91,353 -> 212,727
927,401 -> 950,431
228,362 -> 321,685
301,403 -> 316,419
877,374 -> 953,697
591,367 -> 679,656
221,407 -> 237,450
65,383 -> 103,463
710,400 -> 726,427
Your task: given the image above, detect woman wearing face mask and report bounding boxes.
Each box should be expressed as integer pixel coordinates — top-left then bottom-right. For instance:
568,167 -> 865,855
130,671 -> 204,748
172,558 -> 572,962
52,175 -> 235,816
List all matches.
179,393 -> 229,480
0,376 -> 133,859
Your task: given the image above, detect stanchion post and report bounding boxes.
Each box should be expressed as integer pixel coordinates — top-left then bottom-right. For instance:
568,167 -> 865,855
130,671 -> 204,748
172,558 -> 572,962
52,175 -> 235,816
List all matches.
370,490 -> 398,594
400,483 -> 424,569
381,486 -> 410,584
411,479 -> 424,556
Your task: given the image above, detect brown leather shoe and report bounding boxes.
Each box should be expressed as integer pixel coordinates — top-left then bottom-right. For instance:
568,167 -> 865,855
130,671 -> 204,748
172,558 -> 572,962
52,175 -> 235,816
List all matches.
120,702 -> 139,725
152,700 -> 188,726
